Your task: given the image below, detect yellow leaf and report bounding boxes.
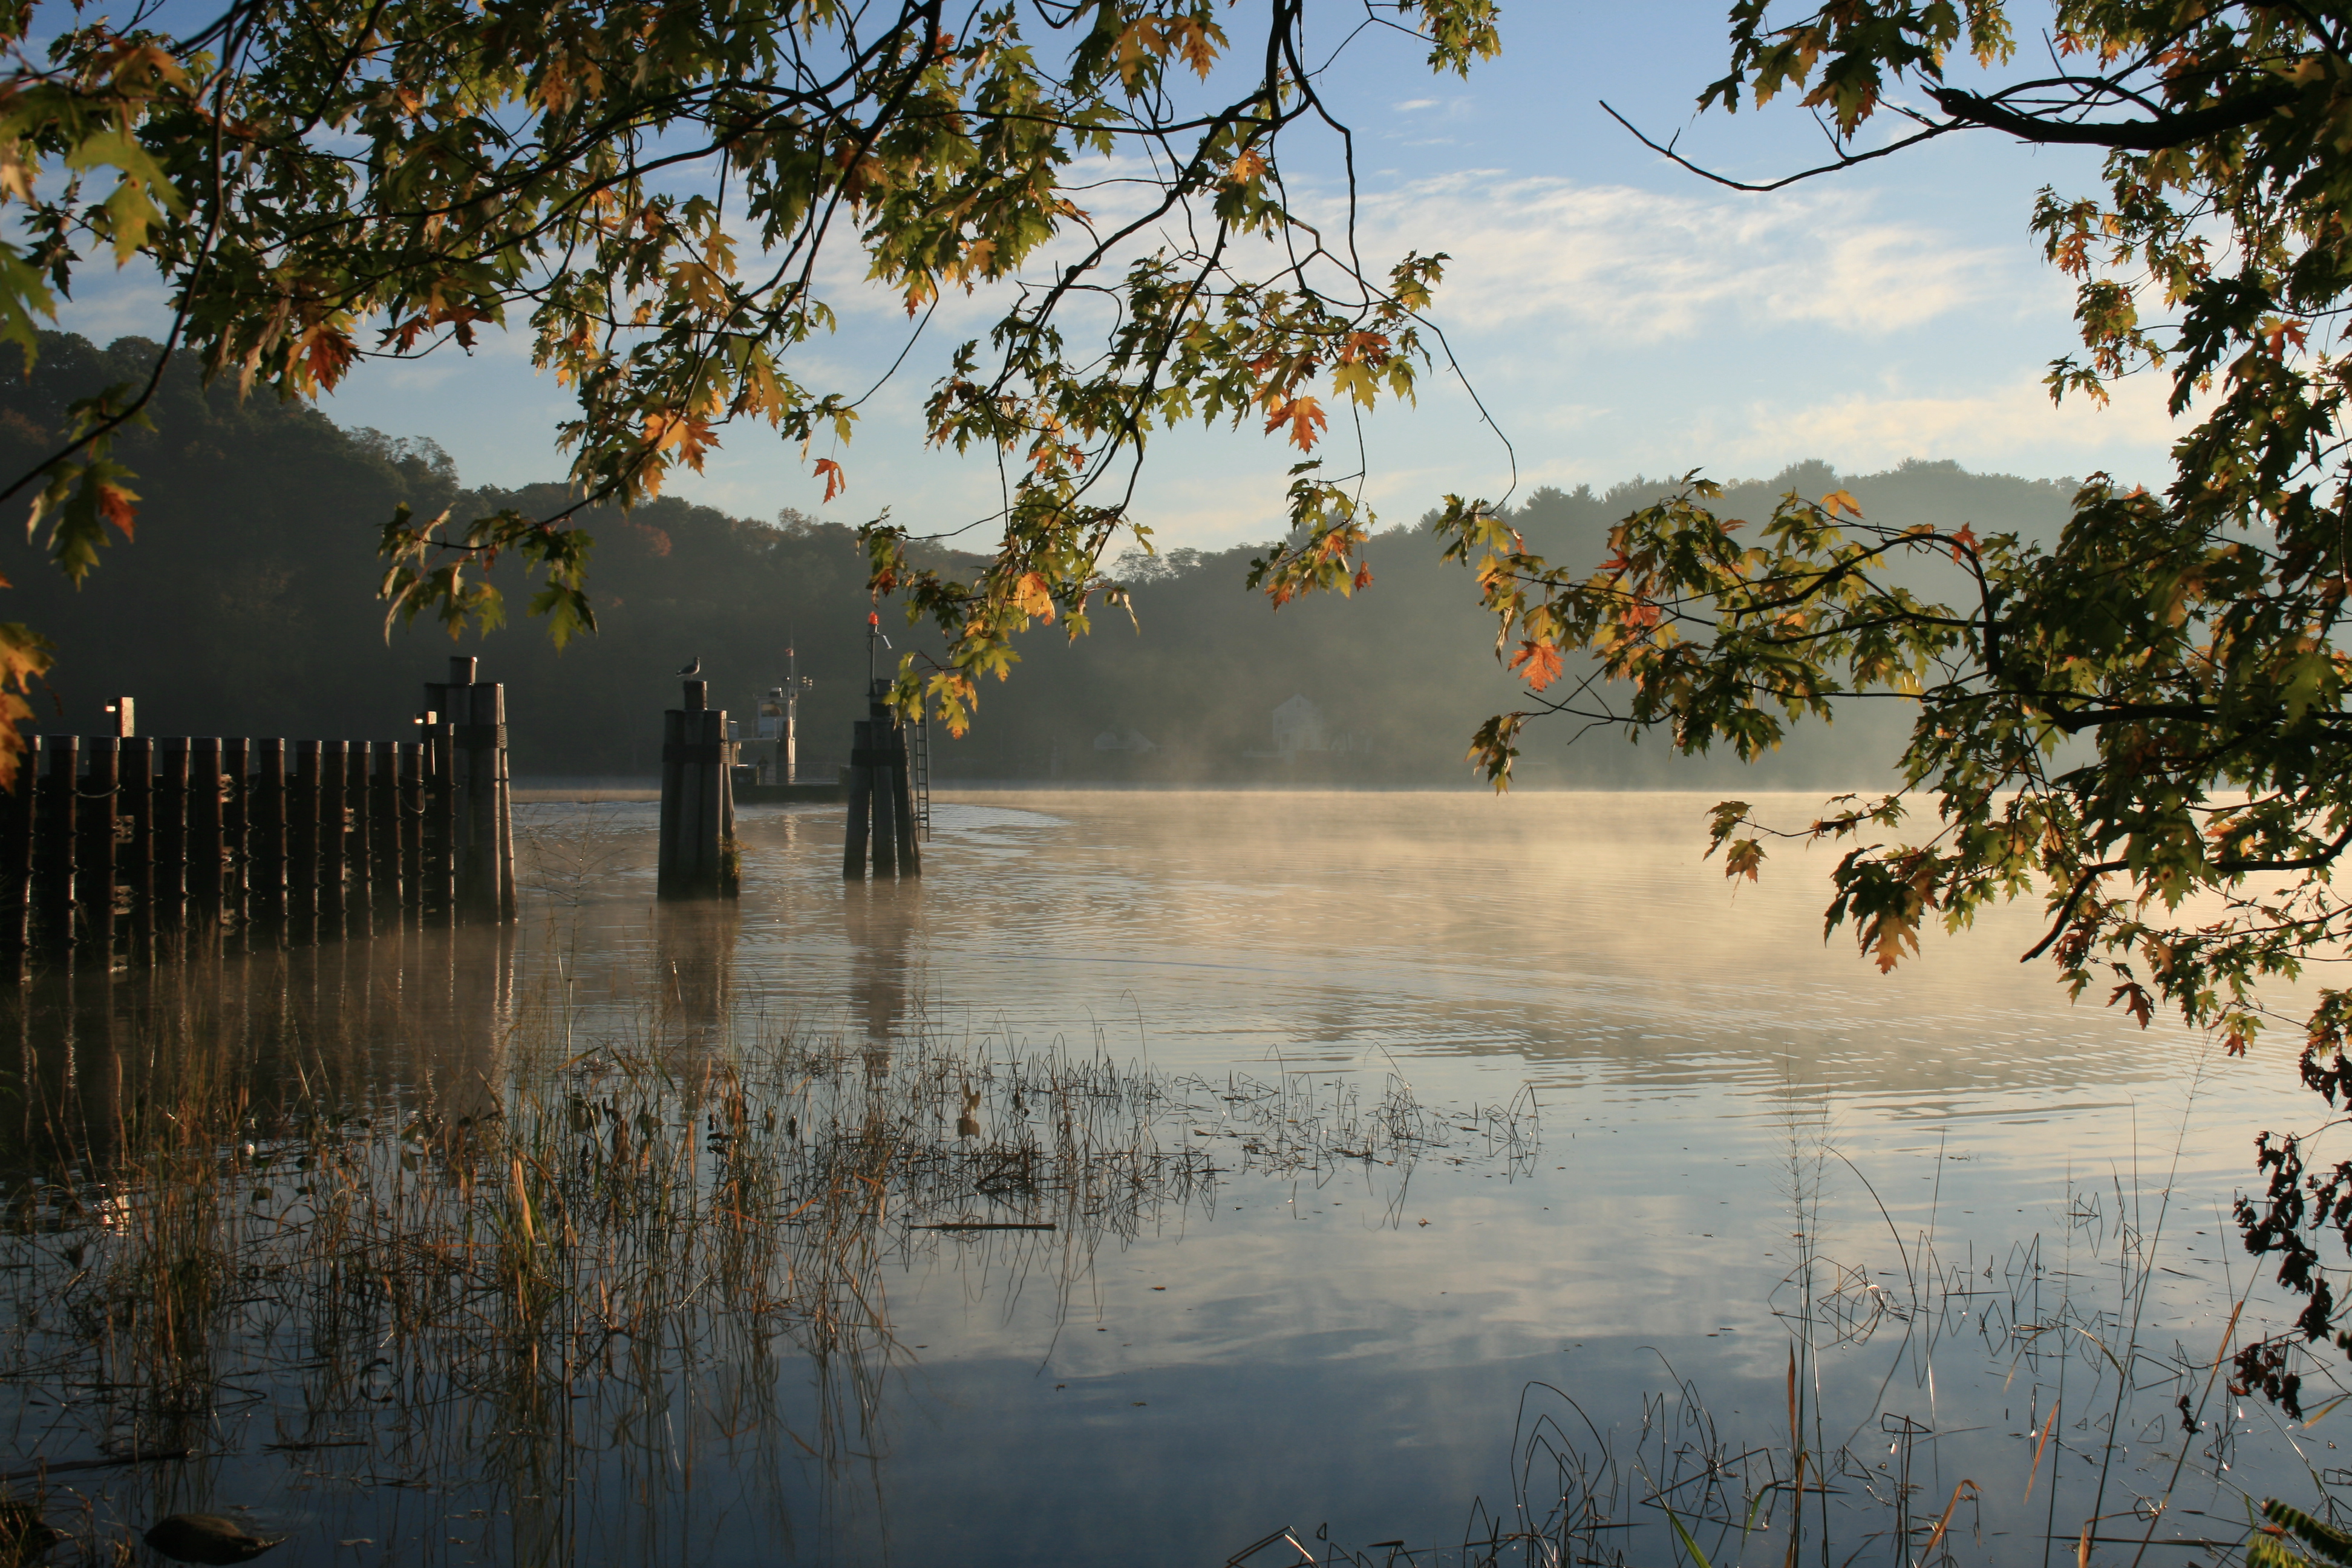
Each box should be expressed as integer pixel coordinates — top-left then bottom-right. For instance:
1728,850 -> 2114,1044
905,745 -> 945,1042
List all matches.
1012,571 -> 1053,618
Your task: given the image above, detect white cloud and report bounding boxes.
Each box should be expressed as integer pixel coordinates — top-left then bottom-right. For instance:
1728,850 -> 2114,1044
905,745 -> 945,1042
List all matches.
1707,372 -> 2182,479
1347,171 -> 2024,341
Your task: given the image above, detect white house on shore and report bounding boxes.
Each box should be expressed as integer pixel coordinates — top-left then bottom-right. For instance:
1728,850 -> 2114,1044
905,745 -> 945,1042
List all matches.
1246,694 -> 1371,760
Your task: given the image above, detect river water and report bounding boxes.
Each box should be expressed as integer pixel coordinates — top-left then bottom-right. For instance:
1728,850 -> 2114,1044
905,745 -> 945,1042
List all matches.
0,790 -> 2339,1566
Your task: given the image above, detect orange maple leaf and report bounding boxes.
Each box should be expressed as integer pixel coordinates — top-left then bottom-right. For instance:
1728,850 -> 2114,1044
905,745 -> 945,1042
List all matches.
96,482 -> 137,541
1510,639 -> 1564,691
1949,523 -> 1979,563
1352,562 -> 1373,592
302,328 -> 356,393
814,458 -> 846,503
672,419 -> 716,472
1263,395 -> 1327,451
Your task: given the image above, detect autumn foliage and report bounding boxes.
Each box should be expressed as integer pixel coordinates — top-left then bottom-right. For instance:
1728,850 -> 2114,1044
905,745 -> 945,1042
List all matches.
0,0 -> 1500,774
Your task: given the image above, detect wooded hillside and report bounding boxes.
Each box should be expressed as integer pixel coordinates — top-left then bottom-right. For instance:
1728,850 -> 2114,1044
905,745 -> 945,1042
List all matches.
0,335 -> 2078,786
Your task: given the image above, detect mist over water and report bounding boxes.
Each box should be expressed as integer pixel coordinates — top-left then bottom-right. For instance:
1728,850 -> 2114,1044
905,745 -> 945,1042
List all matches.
0,791 -> 2329,1565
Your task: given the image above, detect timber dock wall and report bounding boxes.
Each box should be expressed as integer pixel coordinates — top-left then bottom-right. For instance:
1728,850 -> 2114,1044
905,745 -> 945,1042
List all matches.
0,656 -> 515,970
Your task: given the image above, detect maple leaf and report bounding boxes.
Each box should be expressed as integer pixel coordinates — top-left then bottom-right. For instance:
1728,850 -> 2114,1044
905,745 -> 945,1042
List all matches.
813,457 -> 846,503
1949,523 -> 1979,563
2108,981 -> 2155,1029
2265,318 -> 2310,356
1012,570 -> 1056,624
300,327 -> 356,393
1868,910 -> 1920,973
1227,149 -> 1265,183
673,420 -> 716,472
1820,489 -> 1864,519
1722,838 -> 1765,883
96,479 -> 137,540
1509,639 -> 1564,691
1263,395 -> 1327,451
1352,562 -> 1373,592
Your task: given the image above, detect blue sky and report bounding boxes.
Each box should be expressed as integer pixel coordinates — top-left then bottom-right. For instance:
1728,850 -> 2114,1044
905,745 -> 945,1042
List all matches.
57,2 -> 2152,552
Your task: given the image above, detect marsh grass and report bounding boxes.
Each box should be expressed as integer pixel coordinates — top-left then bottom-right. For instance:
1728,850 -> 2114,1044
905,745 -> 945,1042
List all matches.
0,967 -> 1523,1564
1236,1087 -> 2340,1568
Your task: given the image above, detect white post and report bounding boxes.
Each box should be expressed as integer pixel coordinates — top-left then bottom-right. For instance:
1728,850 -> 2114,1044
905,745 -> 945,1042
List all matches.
781,644 -> 809,785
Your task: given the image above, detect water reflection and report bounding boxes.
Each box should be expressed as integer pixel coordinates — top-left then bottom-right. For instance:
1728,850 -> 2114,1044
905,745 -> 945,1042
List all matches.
0,792 -> 2337,1566
5,927 -> 519,1168
654,900 -> 736,1043
840,880 -> 919,1050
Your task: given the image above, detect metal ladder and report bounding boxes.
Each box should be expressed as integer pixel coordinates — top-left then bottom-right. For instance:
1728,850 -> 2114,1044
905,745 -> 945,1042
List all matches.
909,717 -> 932,836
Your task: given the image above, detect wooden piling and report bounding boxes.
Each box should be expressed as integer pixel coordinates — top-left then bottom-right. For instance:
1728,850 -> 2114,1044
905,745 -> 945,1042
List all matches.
459,679 -> 508,923
869,725 -> 900,879
154,739 -> 188,935
890,724 -> 922,875
249,738 -> 286,945
344,742 -> 372,940
187,738 -> 222,935
842,684 -> 920,881
425,722 -> 457,927
119,736 -> 152,956
658,682 -> 737,898
417,657 -> 512,926
76,737 -> 116,963
397,742 -> 425,922
370,743 -> 399,926
680,704 -> 707,892
705,707 -> 735,897
842,720 -> 872,880
480,682 -> 515,923
287,740 -> 320,946
33,737 -> 74,951
221,737 -> 250,943
319,741 -> 350,941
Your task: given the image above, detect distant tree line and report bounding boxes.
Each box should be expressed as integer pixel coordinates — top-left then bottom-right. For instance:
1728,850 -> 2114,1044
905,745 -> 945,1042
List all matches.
0,334 -> 2079,787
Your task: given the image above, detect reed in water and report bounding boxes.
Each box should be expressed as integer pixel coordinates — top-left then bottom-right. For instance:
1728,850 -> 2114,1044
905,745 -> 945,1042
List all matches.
0,965 -> 1520,1564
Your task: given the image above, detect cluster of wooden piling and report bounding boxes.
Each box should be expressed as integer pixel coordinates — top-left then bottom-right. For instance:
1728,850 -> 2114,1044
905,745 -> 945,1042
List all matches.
658,680 -> 739,900
0,658 -> 515,967
843,681 -> 920,880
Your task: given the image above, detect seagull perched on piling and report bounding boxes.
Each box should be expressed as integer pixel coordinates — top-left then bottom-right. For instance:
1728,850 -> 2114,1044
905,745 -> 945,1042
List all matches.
678,656 -> 701,677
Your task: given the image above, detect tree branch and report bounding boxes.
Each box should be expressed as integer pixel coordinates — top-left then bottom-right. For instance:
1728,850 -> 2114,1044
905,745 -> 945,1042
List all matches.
1928,81 -> 2299,151
1598,100 -> 1953,193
